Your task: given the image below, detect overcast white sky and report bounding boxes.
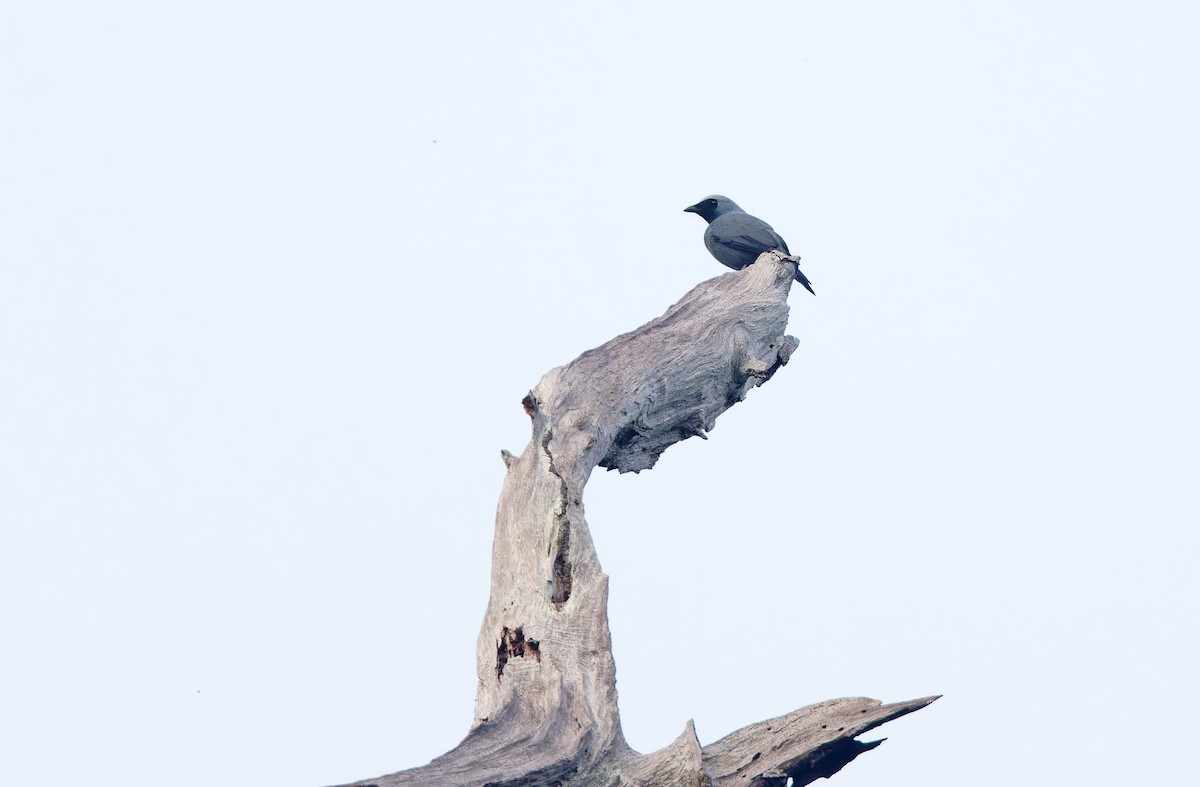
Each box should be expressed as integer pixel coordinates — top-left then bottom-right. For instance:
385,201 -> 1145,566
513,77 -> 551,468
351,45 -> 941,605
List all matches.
3,2 -> 1198,785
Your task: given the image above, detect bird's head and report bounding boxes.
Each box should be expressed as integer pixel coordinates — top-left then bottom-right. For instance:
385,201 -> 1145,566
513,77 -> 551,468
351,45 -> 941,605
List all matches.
684,195 -> 741,223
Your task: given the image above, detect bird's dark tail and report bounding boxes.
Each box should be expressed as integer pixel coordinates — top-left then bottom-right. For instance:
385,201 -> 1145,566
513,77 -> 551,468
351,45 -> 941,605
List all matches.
795,266 -> 816,296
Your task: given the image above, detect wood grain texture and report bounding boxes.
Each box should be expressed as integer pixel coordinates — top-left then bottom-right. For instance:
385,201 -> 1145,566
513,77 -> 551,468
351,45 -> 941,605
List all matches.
336,254 -> 935,786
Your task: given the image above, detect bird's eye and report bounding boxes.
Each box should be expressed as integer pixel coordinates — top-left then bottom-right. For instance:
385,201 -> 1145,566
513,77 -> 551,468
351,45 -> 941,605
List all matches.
707,199 -> 717,206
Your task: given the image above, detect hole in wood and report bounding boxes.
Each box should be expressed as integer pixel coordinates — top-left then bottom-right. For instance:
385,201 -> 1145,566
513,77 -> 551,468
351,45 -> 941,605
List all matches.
495,625 -> 541,680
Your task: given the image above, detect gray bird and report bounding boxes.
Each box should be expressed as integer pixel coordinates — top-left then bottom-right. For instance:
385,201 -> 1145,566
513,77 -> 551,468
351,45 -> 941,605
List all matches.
684,195 -> 814,295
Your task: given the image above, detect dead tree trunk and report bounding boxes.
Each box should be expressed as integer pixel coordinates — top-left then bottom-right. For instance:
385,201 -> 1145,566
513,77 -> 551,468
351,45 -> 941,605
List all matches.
339,254 -> 936,786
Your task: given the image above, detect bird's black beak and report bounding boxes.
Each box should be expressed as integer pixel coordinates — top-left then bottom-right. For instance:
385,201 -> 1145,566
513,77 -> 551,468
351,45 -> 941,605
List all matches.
683,203 -> 701,214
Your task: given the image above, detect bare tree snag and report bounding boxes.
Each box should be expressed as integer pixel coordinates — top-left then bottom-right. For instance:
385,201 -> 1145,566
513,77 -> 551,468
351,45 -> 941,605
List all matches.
338,254 -> 936,786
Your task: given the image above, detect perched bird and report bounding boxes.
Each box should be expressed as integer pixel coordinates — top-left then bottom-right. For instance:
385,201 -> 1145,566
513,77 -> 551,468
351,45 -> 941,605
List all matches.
684,195 -> 814,295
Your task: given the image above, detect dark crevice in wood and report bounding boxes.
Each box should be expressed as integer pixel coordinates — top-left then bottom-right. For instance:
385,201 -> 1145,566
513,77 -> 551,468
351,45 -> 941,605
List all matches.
495,626 -> 540,681
551,516 -> 572,607
539,423 -> 574,608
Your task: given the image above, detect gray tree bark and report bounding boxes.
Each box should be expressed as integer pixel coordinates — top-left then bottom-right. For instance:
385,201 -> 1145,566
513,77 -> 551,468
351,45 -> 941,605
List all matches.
338,254 -> 936,787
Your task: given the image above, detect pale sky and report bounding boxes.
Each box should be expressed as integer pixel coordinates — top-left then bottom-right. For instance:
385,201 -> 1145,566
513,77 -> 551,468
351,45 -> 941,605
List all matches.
3,2 -> 1198,785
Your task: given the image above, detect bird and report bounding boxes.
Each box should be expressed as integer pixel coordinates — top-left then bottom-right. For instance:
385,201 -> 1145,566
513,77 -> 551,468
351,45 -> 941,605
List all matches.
684,195 -> 814,295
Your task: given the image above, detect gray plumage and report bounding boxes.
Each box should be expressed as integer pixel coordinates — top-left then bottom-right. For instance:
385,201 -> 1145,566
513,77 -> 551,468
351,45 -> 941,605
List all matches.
684,195 -> 815,295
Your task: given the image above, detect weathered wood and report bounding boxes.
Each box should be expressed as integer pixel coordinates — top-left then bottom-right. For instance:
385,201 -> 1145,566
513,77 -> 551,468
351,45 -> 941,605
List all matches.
701,696 -> 938,786
338,254 -> 935,786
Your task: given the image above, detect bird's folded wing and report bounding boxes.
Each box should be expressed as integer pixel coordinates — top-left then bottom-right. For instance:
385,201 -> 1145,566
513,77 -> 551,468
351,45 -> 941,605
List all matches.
712,233 -> 783,255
